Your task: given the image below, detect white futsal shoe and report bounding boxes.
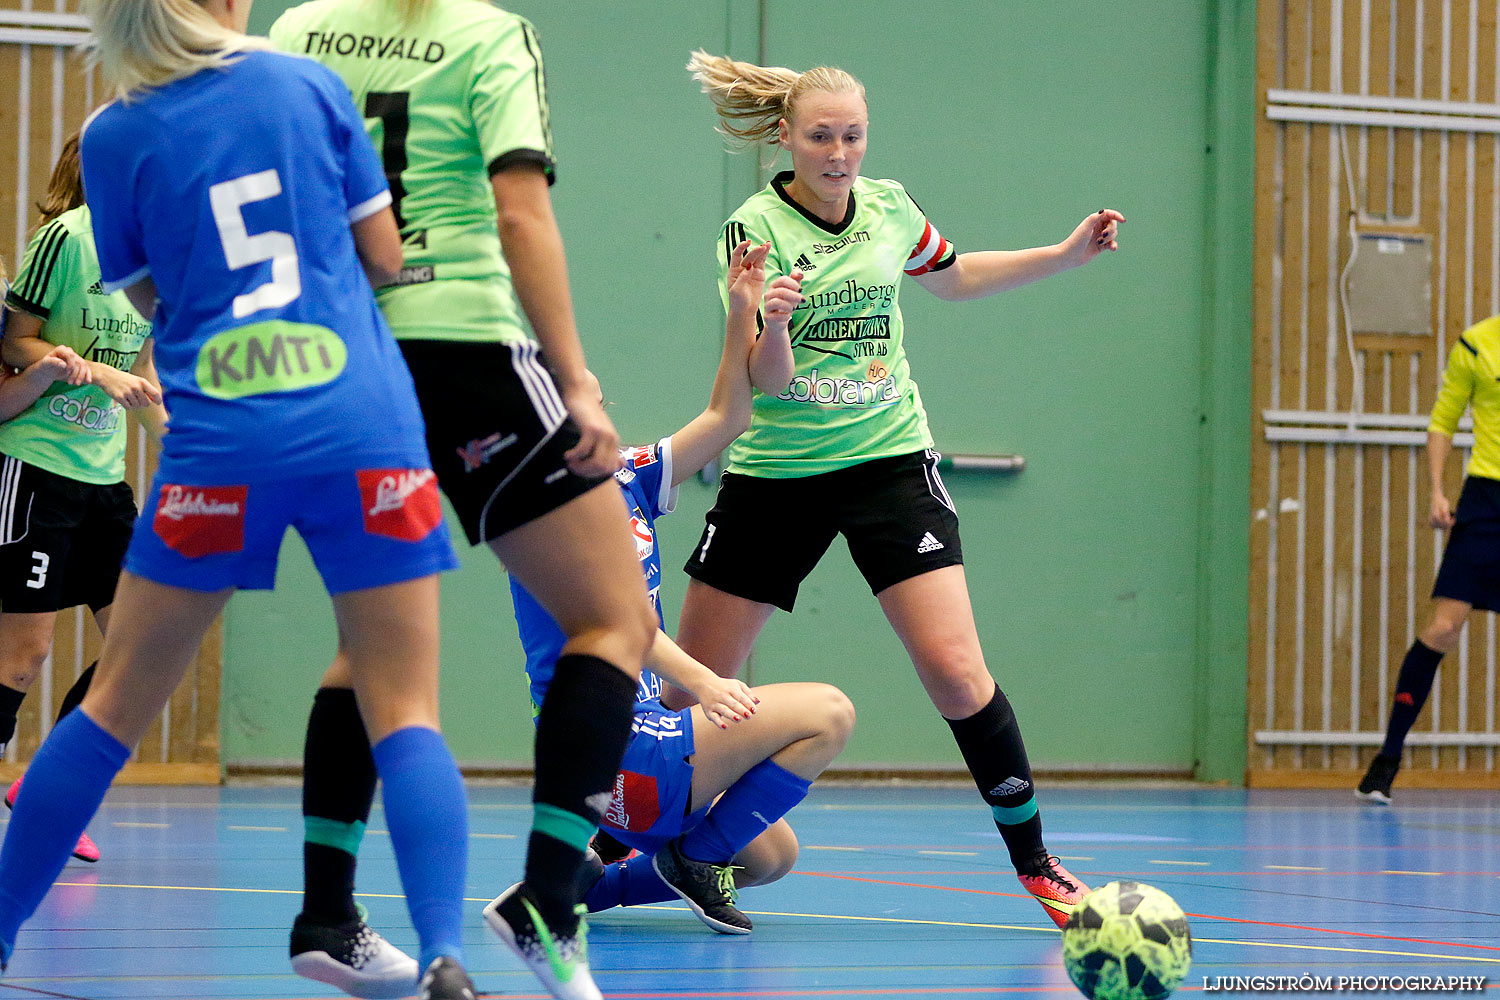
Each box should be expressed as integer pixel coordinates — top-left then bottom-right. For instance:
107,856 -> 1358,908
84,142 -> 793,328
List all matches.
289,905 -> 419,999
483,881 -> 603,1000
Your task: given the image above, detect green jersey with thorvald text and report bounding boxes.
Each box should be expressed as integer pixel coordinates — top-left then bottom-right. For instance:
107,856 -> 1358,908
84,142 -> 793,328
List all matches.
719,171 -> 958,478
0,205 -> 152,484
269,0 -> 554,344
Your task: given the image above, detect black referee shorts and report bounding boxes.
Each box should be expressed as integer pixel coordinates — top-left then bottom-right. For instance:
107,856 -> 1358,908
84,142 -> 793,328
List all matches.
1433,475 -> 1500,612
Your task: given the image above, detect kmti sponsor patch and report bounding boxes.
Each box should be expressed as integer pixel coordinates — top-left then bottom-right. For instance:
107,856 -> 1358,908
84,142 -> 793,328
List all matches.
195,320 -> 347,399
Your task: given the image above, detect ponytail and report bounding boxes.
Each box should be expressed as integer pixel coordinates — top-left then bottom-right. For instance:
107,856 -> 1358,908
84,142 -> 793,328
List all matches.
687,50 -> 864,147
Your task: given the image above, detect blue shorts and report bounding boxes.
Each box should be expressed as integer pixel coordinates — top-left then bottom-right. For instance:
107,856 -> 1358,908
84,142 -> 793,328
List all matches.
125,467 -> 458,595
597,704 -> 709,856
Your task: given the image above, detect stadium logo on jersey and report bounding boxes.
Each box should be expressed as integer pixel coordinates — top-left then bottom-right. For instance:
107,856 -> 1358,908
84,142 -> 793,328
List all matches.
793,253 -> 818,272
629,515 -> 655,561
153,484 -> 247,558
48,393 -> 122,434
457,432 -> 517,472
359,469 -> 443,542
600,770 -> 661,832
811,230 -> 870,254
779,367 -> 898,406
196,321 -> 347,399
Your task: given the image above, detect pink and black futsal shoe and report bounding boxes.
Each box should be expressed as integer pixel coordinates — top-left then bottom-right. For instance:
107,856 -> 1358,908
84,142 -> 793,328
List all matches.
5,776 -> 100,863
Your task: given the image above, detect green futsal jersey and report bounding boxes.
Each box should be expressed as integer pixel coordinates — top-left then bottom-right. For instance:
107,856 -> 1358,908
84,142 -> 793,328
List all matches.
0,205 -> 151,484
719,171 -> 957,477
270,0 -> 553,344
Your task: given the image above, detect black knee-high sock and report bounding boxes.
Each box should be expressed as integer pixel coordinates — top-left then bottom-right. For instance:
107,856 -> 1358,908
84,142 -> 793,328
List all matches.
527,654 -> 636,929
301,687 -> 377,924
0,683 -> 26,751
945,684 -> 1046,869
55,663 -> 96,723
1380,640 -> 1444,758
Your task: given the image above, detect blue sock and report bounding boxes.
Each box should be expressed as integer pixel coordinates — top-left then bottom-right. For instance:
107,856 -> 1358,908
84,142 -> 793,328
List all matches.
371,726 -> 467,970
0,710 -> 129,961
679,759 -> 810,864
583,853 -> 676,911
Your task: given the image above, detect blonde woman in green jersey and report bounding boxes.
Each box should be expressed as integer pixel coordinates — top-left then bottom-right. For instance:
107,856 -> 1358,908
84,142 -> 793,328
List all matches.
270,3 -> 653,998
676,52 -> 1124,930
0,136 -> 164,867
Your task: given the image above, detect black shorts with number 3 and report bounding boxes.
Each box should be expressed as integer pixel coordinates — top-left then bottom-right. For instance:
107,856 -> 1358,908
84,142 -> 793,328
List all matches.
683,449 -> 963,612
0,453 -> 135,614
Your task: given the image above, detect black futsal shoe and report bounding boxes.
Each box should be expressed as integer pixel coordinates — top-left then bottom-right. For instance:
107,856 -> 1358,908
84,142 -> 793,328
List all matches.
1356,752 -> 1400,804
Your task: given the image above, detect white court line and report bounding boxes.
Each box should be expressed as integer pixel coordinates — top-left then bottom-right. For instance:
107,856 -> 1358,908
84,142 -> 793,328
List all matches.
919,850 -> 978,857
1148,859 -> 1210,866
113,822 -> 168,829
226,825 -> 286,832
1266,864 -> 1325,870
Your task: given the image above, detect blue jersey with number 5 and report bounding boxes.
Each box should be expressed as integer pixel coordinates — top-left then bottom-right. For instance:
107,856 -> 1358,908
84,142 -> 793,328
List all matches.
80,50 -> 427,481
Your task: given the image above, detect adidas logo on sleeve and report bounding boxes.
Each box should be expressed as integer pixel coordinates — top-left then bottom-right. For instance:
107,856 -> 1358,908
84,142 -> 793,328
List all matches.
917,531 -> 944,553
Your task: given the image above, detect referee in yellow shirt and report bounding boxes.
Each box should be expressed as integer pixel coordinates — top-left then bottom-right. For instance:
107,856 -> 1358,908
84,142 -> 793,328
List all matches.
1359,315 -> 1500,802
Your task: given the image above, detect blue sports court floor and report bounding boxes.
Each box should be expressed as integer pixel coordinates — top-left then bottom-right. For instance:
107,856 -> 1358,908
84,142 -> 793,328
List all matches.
0,783 -> 1494,999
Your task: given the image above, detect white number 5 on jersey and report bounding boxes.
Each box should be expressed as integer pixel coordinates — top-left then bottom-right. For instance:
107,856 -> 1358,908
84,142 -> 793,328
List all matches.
209,169 -> 300,318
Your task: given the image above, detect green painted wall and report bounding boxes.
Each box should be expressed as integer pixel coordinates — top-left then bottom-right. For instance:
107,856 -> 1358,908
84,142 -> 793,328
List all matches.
230,1 -> 1253,780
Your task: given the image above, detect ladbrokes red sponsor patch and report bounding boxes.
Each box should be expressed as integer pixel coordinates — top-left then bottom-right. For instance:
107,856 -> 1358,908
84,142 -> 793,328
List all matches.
358,469 -> 442,542
600,770 -> 661,832
153,484 -> 247,558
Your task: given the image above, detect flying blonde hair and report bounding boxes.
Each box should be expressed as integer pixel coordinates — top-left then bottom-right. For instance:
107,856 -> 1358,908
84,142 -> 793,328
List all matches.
84,0 -> 269,101
686,49 -> 864,147
37,134 -> 85,225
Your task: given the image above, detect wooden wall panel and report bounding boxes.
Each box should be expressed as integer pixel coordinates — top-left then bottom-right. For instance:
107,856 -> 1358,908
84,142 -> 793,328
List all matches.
1252,0 -> 1500,787
0,6 -> 219,783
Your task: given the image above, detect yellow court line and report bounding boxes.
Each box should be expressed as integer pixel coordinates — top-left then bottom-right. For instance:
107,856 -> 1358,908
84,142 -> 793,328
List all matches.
52,882 -> 1499,966
1381,870 -> 1443,876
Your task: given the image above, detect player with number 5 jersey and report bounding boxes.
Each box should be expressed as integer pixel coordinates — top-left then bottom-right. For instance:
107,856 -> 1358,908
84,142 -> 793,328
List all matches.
0,3 -> 475,998
270,4 -> 655,999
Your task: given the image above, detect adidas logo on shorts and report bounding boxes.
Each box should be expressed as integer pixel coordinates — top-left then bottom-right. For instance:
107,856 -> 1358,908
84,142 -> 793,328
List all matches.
917,531 -> 944,553
793,252 -> 817,272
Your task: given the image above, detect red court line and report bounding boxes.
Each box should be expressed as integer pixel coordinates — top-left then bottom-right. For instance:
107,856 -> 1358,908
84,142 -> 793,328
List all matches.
796,871 -> 1500,953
